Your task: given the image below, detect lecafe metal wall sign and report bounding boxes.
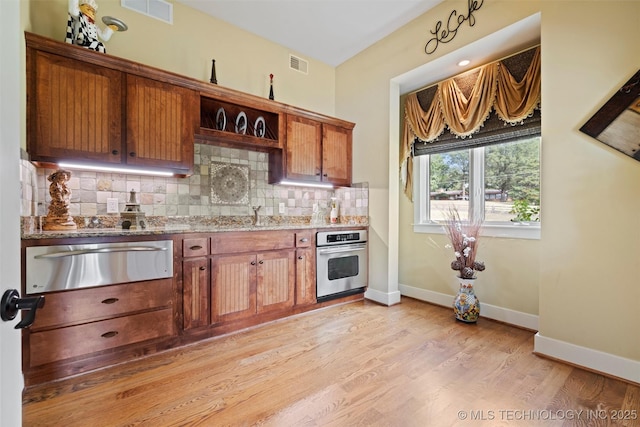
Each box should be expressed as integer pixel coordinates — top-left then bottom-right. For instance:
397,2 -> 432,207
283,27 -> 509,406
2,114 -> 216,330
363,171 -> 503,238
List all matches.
424,0 -> 484,55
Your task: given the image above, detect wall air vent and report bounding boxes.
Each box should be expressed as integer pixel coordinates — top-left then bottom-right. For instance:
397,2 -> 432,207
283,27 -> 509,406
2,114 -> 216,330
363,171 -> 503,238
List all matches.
121,0 -> 173,24
289,54 -> 309,74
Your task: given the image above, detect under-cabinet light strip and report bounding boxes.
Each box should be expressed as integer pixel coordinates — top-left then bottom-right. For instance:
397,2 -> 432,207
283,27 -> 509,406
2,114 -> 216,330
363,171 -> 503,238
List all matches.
57,162 -> 174,177
279,180 -> 333,189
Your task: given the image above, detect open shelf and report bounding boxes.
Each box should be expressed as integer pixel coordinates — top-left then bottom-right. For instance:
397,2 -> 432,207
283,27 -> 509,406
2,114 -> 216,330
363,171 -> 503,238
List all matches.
198,97 -> 281,151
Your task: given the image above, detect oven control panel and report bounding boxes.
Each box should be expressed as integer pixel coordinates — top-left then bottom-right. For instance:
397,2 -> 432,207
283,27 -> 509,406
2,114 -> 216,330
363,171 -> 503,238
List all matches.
317,230 -> 367,246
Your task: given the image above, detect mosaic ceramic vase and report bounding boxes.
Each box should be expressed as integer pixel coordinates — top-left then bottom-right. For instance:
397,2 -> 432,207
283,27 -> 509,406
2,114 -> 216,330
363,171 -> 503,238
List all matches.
453,277 -> 480,323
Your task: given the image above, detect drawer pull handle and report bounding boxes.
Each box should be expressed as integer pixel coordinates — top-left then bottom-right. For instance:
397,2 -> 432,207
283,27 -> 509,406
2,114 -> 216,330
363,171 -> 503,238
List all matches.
199,266 -> 206,271
101,331 -> 118,338
299,238 -> 309,243
190,245 -> 203,251
101,298 -> 119,304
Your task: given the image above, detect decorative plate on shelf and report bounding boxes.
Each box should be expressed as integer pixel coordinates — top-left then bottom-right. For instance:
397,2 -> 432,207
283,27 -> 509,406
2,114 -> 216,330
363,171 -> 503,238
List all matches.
235,111 -> 247,134
210,162 -> 250,205
254,116 -> 266,138
216,107 -> 226,131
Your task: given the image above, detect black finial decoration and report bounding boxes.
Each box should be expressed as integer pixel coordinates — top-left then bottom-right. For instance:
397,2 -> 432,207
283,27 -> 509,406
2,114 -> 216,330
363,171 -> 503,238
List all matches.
269,73 -> 274,100
210,59 -> 217,84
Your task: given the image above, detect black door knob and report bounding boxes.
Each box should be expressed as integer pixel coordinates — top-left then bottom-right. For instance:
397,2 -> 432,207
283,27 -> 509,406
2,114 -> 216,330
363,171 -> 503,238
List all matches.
1,289 -> 45,329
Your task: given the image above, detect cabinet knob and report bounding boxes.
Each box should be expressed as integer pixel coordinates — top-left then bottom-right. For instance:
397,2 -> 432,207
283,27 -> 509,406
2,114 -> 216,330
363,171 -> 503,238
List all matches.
258,260 -> 264,264
101,298 -> 119,305
298,256 -> 303,260
251,261 -> 256,265
111,149 -> 119,155
101,331 -> 118,338
199,266 -> 206,271
129,152 -> 136,157
323,173 -> 328,177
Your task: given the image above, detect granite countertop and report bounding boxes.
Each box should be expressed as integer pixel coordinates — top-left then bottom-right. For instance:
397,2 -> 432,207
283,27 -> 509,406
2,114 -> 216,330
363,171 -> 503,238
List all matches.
21,220 -> 368,240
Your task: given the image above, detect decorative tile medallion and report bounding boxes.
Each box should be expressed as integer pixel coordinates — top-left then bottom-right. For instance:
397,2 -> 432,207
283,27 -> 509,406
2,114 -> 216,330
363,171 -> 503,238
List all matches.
210,162 -> 249,205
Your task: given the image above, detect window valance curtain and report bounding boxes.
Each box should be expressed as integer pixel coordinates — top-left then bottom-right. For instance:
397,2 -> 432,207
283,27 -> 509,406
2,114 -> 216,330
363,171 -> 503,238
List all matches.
401,46 -> 541,201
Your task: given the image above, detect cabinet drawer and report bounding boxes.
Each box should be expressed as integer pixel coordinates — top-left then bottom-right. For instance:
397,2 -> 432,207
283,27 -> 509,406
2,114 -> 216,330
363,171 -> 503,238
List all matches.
31,279 -> 173,330
29,308 -> 174,367
295,231 -> 313,248
183,237 -> 209,257
211,230 -> 294,254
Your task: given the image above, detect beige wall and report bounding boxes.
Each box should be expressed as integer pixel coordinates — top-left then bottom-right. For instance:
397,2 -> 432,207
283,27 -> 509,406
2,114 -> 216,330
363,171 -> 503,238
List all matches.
338,0 -> 640,363
25,0 -> 336,119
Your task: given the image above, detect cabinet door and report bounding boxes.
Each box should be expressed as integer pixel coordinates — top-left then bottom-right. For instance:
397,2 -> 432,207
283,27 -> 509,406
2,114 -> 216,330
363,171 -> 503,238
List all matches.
28,51 -> 123,164
211,253 -> 257,323
182,257 -> 210,329
295,247 -> 316,306
126,75 -> 197,172
322,123 -> 352,186
257,250 -> 296,313
285,115 -> 322,182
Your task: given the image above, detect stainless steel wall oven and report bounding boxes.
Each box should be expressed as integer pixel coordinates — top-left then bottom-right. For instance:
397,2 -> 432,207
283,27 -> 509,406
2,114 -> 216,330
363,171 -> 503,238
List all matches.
316,229 -> 367,302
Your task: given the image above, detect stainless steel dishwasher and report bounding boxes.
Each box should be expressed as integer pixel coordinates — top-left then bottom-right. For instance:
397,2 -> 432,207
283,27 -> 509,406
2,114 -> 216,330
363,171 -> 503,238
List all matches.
25,240 -> 173,294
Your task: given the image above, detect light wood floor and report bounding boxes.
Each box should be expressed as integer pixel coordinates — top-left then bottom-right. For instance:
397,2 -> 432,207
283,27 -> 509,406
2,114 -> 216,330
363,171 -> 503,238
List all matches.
23,297 -> 639,427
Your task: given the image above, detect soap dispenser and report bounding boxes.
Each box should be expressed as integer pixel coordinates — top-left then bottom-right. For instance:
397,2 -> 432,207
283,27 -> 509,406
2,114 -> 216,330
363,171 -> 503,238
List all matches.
330,197 -> 338,224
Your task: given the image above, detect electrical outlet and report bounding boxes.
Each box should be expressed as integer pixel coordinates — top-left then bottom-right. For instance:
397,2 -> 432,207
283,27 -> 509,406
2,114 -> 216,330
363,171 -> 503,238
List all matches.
106,198 -> 119,213
279,202 -> 285,214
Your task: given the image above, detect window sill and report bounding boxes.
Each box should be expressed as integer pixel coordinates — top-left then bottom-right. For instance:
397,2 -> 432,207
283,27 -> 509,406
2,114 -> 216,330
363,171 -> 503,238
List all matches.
413,222 -> 541,240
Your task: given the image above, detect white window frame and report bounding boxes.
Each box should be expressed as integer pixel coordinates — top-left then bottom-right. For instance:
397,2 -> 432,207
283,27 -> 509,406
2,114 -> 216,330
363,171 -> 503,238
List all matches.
413,146 -> 541,240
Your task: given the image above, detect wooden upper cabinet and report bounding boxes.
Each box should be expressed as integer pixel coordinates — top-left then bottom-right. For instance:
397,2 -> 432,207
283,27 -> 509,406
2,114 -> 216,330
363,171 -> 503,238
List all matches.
126,75 -> 197,172
26,33 -> 196,175
28,51 -> 123,164
274,113 -> 353,186
285,115 -> 322,182
322,123 -> 352,187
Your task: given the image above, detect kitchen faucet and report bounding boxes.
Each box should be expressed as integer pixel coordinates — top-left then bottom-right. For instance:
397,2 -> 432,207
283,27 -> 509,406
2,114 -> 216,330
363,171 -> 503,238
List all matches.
252,206 -> 262,226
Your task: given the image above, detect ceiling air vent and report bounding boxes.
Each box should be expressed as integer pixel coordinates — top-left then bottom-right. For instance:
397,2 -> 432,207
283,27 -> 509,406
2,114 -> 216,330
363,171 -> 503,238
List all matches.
289,54 -> 309,74
121,0 -> 173,24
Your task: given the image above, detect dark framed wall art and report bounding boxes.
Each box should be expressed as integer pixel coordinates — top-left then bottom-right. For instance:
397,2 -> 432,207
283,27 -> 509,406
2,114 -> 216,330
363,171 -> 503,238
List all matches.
580,69 -> 640,161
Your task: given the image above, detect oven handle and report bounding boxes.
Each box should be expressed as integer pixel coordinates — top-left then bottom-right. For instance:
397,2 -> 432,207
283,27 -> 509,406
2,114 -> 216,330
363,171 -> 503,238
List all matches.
317,243 -> 367,255
33,246 -> 167,259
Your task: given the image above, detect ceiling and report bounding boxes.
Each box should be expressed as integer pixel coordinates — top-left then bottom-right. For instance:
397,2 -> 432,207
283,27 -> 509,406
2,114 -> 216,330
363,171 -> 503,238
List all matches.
176,0 -> 444,67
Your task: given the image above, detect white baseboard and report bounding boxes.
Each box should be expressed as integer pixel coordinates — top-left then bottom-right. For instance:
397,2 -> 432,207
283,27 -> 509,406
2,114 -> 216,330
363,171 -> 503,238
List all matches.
399,283 -> 539,331
534,333 -> 640,384
364,288 -> 401,306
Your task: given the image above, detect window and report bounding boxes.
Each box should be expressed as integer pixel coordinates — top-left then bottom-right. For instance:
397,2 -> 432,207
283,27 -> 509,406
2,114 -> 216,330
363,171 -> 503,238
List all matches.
414,136 -> 541,239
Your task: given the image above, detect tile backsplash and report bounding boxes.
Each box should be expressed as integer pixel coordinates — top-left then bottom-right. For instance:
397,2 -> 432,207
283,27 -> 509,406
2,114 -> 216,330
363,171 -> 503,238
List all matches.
20,144 -> 368,225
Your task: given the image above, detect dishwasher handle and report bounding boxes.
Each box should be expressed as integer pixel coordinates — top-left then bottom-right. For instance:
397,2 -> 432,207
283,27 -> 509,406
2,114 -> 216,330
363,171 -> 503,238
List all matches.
34,246 -> 167,259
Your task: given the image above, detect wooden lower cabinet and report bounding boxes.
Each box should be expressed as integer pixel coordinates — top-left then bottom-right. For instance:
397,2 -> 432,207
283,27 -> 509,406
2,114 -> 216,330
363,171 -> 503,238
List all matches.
256,250 -> 296,313
211,253 -> 257,323
295,246 -> 316,306
211,249 -> 295,323
29,308 -> 173,367
23,278 -> 176,384
182,257 -> 210,329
